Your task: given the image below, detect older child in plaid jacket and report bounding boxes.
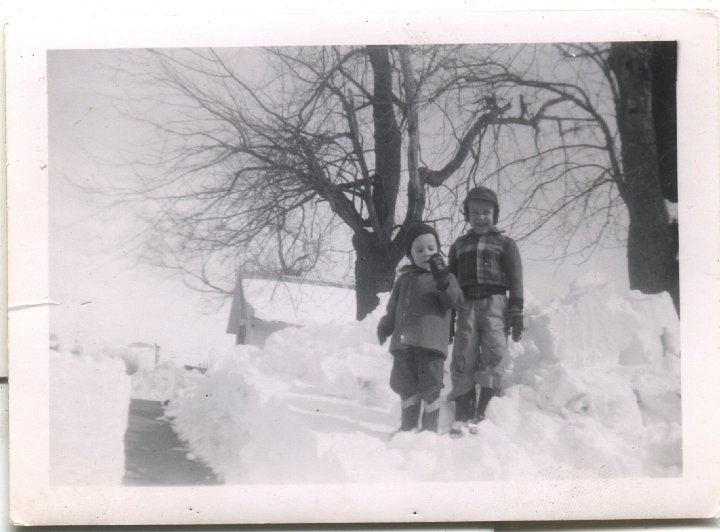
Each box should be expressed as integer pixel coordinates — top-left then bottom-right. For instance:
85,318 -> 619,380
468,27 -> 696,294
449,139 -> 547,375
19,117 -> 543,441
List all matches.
447,186 -> 524,434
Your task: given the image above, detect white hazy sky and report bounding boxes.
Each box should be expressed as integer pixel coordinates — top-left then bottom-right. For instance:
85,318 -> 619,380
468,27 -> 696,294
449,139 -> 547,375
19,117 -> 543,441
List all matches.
48,50 -> 242,362
47,47 -> 629,363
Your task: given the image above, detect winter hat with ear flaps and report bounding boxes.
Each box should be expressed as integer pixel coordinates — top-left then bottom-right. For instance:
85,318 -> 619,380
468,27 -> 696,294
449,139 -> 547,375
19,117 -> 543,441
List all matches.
463,186 -> 499,224
404,222 -> 441,257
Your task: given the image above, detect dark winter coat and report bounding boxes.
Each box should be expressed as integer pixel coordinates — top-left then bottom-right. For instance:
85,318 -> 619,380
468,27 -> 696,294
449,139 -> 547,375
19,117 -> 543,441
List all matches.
378,265 -> 463,358
448,227 -> 523,309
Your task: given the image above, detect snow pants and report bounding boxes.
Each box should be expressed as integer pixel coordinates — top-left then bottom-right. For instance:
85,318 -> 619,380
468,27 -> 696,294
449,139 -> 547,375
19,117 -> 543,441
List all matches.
390,347 -> 443,405
447,294 -> 508,400
390,347 -> 444,431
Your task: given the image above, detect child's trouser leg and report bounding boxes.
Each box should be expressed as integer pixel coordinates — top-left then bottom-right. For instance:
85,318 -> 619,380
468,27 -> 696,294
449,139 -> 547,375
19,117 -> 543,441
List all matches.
400,394 -> 421,431
448,298 -> 481,404
453,388 -> 477,422
390,350 -> 421,430
392,348 -> 444,432
415,348 -> 444,433
474,294 -> 508,419
473,294 -> 507,389
448,298 -> 481,421
421,394 -> 441,432
476,386 -> 495,420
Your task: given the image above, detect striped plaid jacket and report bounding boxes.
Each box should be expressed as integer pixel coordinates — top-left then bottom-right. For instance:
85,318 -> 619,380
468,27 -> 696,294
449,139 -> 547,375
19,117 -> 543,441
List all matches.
448,227 -> 523,309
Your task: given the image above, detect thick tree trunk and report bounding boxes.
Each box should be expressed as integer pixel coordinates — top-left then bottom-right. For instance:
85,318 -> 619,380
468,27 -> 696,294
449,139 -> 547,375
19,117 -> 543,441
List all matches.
367,46 -> 402,240
398,47 -> 425,224
609,43 -> 679,313
352,231 -> 403,320
650,42 -> 678,203
650,42 -> 679,313
347,46 -> 405,320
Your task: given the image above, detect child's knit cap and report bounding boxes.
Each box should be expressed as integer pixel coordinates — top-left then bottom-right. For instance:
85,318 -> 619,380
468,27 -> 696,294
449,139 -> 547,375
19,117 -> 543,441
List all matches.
463,186 -> 499,224
405,222 -> 441,257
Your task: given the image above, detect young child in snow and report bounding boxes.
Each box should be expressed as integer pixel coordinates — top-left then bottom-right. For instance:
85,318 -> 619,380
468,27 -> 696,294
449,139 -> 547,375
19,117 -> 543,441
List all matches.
447,186 -> 524,434
377,223 -> 463,433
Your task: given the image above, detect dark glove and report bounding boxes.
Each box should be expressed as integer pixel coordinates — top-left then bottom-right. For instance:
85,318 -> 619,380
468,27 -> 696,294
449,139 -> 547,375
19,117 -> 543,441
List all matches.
505,307 -> 523,342
428,253 -> 450,290
377,316 -> 393,345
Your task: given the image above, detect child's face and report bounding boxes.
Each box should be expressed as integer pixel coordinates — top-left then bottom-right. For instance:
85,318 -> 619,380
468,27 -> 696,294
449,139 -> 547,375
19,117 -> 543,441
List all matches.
467,199 -> 495,232
410,233 -> 438,270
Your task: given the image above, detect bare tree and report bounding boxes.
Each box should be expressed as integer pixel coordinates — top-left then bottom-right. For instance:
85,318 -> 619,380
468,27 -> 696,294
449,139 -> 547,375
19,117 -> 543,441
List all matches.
609,42 -> 678,312
417,42 -> 678,311
120,45 -> 522,318
115,42 -> 678,319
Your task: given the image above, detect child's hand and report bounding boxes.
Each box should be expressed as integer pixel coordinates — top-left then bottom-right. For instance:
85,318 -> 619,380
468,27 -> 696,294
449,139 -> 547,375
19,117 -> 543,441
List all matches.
377,328 -> 389,345
377,317 -> 393,345
428,253 -> 450,290
505,309 -> 523,342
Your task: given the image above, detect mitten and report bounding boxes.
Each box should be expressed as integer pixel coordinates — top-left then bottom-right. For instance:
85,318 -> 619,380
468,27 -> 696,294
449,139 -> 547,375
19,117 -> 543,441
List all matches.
428,253 -> 450,290
505,302 -> 523,342
377,316 -> 393,345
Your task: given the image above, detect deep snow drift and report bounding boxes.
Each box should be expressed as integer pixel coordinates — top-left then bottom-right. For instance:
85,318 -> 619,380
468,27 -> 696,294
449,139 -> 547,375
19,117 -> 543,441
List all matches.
164,274 -> 681,483
48,273 -> 681,485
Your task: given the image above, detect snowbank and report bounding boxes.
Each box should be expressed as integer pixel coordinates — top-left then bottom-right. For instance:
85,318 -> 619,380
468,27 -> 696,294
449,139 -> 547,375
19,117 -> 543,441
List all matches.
130,361 -> 204,402
163,276 -> 681,483
49,348 -> 131,485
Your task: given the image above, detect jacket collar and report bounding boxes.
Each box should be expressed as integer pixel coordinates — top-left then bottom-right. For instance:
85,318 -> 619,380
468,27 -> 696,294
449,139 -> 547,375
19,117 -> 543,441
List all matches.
463,225 -> 503,238
399,263 -> 430,274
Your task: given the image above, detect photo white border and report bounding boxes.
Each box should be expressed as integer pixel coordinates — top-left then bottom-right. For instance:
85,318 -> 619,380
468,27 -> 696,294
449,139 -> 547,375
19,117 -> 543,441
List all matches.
7,8 -> 720,526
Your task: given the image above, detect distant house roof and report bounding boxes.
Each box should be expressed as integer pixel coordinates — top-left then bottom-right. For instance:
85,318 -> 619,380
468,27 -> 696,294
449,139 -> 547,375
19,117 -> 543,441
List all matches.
242,277 -> 356,325
226,274 -> 356,339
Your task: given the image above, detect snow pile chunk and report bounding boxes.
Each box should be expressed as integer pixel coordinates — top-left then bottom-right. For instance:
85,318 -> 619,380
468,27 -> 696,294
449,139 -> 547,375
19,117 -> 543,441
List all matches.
247,303 -> 394,406
165,355 -> 342,483
50,347 -> 131,485
518,272 -> 679,370
496,279 -> 681,478
130,361 -> 205,402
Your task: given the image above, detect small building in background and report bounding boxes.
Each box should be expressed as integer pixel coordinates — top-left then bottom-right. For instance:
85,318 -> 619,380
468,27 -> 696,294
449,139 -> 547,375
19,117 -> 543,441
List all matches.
124,342 -> 161,374
226,273 -> 356,347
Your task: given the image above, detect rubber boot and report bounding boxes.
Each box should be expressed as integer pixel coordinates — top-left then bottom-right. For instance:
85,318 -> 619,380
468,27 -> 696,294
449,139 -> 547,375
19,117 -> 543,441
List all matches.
449,389 -> 477,437
454,388 -> 477,422
400,404 -> 421,431
475,386 -> 495,421
421,397 -> 441,433
421,408 -> 439,433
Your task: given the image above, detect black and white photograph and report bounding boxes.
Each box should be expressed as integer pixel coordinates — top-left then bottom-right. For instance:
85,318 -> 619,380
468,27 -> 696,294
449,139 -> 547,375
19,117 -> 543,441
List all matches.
7,7 -> 720,526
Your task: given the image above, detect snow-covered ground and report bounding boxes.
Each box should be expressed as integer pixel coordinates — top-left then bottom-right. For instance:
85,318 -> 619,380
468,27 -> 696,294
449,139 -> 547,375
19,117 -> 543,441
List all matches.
49,273 -> 681,485
49,351 -> 130,485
